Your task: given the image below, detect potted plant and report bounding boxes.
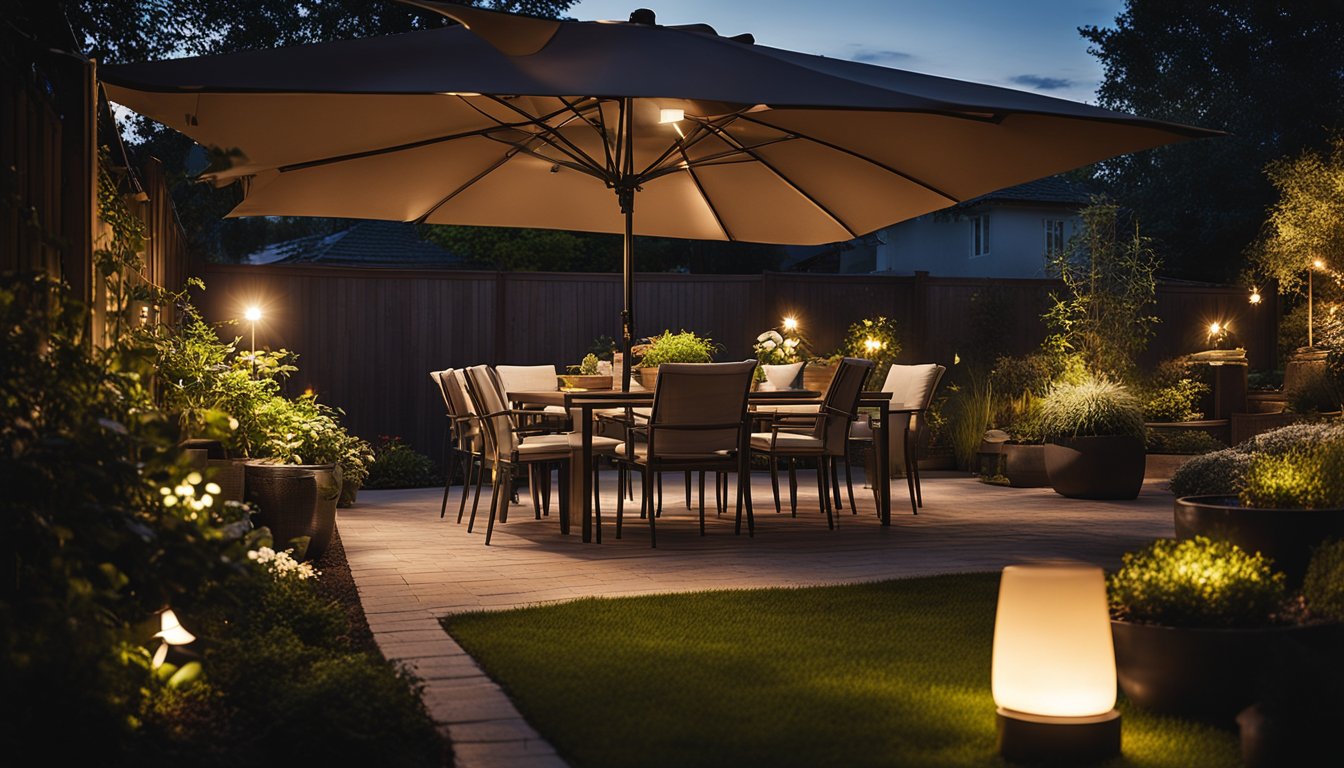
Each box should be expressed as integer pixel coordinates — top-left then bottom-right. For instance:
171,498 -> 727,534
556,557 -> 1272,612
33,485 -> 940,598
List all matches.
1172,433 -> 1344,585
1038,374 -> 1146,499
634,330 -> 718,389
1000,396 -> 1049,487
752,325 -> 805,390
560,353 -> 612,390
1107,536 -> 1343,725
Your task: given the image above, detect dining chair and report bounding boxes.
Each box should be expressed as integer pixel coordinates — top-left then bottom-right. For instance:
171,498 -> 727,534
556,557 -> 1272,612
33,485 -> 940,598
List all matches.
462,365 -> 621,544
849,363 -> 946,509
440,369 -> 493,525
613,360 -> 758,547
749,357 -> 874,529
495,363 -> 571,432
430,368 -> 481,521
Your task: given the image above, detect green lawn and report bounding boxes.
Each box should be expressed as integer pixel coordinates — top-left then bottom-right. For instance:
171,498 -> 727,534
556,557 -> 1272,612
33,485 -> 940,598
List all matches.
443,573 -> 1240,768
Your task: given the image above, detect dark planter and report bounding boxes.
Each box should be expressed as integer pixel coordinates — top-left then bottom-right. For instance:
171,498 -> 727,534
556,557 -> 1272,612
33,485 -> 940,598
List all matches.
1111,620 -> 1344,725
243,466 -> 318,559
1001,443 -> 1049,487
244,462 -> 342,561
1238,703 -> 1344,768
1044,435 -> 1145,499
1174,495 -> 1344,585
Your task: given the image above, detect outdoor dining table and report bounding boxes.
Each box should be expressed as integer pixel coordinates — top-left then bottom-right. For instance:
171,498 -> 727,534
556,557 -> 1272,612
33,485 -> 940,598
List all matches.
508,388 -> 923,542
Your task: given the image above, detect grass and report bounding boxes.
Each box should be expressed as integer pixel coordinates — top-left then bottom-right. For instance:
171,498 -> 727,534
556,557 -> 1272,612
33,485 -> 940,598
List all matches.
442,573 -> 1239,768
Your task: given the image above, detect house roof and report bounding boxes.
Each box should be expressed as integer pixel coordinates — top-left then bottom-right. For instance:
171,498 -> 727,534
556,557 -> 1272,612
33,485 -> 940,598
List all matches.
246,220 -> 470,267
959,175 -> 1094,208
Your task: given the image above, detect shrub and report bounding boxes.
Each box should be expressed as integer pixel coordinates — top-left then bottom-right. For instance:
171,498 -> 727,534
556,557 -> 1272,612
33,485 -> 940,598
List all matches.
1039,374 -> 1145,440
1170,422 -> 1344,497
839,315 -> 902,388
1304,539 -> 1344,622
1143,378 -> 1209,422
943,377 -> 992,470
1145,428 -> 1225,455
365,437 -> 439,489
1107,537 -> 1289,628
1240,441 -> 1344,509
636,329 -> 718,367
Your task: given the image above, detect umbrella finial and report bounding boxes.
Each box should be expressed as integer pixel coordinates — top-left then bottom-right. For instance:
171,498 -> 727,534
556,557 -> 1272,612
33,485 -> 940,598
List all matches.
629,8 -> 656,25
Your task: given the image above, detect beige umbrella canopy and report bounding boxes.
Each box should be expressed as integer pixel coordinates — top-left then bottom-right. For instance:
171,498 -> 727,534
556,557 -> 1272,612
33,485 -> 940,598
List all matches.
102,1 -> 1220,386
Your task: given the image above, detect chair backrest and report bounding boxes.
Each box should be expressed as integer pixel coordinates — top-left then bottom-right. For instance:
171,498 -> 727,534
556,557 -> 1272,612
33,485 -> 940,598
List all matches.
463,365 -> 517,459
648,360 -> 757,459
881,363 -> 946,435
430,369 -> 454,414
494,364 -> 558,396
437,369 -> 480,438
814,357 -> 875,451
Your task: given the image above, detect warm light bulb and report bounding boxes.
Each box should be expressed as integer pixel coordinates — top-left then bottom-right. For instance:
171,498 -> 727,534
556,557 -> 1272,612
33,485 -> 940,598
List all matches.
244,306 -> 262,322
1208,322 -> 1221,335
782,316 -> 798,331
659,108 -> 685,124
1249,289 -> 1262,305
155,609 -> 196,646
864,338 -> 881,352
1313,259 -> 1325,270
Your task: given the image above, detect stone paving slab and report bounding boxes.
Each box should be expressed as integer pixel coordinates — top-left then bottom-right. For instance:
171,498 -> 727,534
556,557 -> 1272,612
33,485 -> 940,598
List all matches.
339,470 -> 1176,768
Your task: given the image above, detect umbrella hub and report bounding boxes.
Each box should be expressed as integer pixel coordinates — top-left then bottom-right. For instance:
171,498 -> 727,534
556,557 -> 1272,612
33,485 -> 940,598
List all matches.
629,9 -> 656,25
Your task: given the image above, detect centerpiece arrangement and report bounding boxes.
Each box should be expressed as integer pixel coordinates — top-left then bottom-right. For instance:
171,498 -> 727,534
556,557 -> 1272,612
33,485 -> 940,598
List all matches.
634,329 -> 719,389
752,317 -> 808,390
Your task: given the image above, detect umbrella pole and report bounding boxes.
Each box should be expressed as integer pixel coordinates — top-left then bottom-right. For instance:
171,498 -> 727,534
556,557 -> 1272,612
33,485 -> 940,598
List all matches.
619,97 -> 635,392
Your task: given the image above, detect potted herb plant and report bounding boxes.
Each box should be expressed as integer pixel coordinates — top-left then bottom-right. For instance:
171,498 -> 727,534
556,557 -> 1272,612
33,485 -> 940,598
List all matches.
634,330 -> 719,389
1107,536 -> 1343,725
1172,431 -> 1344,585
1039,374 -> 1147,499
560,353 -> 612,390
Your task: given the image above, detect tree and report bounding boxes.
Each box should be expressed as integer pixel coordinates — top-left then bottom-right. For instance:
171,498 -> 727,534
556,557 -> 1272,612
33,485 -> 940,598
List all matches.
1044,199 -> 1161,382
1248,136 -> 1344,297
1081,1 -> 1344,283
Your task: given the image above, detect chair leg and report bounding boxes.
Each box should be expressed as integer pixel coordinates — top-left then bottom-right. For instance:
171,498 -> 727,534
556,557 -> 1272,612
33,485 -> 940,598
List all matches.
816,458 -> 831,529
844,454 -> 858,515
440,438 -> 455,519
830,456 -> 843,511
529,465 -> 542,520
485,465 -> 510,545
788,458 -> 798,517
541,462 -> 552,516
616,465 -> 626,539
913,451 -> 924,508
685,470 -> 692,509
656,472 -> 663,518
466,456 -> 485,532
593,463 -> 602,544
645,466 -> 657,548
698,470 -> 706,536
770,457 -> 782,514
454,449 -> 472,523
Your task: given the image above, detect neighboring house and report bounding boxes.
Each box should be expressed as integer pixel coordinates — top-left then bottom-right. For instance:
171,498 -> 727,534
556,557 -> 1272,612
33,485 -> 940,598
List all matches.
785,176 -> 1092,277
245,220 -> 472,268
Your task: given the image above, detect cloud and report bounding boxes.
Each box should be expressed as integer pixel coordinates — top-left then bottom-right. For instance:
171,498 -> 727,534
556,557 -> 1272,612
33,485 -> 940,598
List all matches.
849,48 -> 913,64
1010,74 -> 1073,91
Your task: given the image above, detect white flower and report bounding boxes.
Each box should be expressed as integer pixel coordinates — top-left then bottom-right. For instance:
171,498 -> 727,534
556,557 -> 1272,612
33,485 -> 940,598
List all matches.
760,339 -> 777,351
783,338 -> 799,348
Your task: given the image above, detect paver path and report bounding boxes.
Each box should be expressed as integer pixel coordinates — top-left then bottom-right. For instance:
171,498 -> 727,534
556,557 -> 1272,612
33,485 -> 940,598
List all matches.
339,471 -> 1176,768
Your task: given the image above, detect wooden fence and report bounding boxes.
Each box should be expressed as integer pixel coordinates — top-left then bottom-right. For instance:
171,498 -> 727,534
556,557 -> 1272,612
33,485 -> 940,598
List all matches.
196,263 -> 1278,464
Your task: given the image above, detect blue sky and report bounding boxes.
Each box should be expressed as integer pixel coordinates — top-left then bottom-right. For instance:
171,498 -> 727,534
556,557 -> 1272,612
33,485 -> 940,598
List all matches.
569,0 -> 1127,104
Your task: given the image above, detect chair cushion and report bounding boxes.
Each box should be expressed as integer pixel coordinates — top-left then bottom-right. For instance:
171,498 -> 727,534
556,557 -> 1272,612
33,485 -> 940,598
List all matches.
623,445 -> 735,464
496,364 -> 559,393
750,431 -> 824,453
516,433 -> 621,455
881,364 -> 942,409
753,404 -> 820,414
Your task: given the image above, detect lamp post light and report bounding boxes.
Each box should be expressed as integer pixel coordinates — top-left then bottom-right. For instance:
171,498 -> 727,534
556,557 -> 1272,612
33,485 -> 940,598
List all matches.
244,306 -> 262,376
992,563 -> 1121,763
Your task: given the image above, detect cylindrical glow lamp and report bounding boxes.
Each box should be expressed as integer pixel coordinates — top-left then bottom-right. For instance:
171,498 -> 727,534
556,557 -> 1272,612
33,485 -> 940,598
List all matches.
992,563 -> 1120,762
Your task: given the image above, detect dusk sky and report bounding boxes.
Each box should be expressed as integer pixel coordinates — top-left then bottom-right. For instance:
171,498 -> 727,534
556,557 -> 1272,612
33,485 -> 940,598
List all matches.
569,0 -> 1128,105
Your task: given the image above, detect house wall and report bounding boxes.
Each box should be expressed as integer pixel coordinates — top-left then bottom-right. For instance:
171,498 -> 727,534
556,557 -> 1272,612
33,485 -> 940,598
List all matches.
875,205 -> 1080,278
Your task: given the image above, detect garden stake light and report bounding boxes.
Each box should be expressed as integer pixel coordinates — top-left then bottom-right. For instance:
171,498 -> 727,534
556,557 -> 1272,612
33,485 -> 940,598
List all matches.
244,305 -> 262,377
992,563 -> 1121,763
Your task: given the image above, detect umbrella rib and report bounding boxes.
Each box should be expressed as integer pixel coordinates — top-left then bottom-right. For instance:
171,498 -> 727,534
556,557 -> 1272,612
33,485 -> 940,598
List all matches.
483,94 -> 610,180
671,140 -> 733,242
696,120 -> 859,240
561,96 -> 618,181
413,150 -> 520,224
734,113 -> 960,203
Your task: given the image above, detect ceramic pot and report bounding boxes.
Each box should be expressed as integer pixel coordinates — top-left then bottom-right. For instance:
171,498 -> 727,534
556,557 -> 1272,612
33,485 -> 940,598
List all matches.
1174,495 -> 1344,586
1044,435 -> 1145,499
244,461 -> 342,561
243,465 -> 319,559
761,362 -> 803,390
638,366 -> 660,390
1001,443 -> 1049,487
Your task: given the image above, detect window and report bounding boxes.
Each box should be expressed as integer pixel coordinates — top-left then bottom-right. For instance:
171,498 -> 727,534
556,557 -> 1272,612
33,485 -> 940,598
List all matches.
972,215 -> 990,257
1044,219 -> 1066,258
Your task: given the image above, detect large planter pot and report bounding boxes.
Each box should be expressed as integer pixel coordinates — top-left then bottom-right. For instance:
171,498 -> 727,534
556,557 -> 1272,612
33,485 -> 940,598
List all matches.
1237,702 -> 1344,768
760,362 -> 803,390
1044,435 -> 1145,499
1174,495 -> 1344,585
1111,619 -> 1343,725
244,461 -> 342,561
243,465 -> 318,559
638,366 -> 660,390
558,374 -> 613,390
206,458 -> 247,504
1001,443 -> 1049,487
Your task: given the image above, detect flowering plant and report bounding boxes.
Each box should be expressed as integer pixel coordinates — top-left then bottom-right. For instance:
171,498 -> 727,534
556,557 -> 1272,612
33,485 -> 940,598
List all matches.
753,327 -> 805,365
247,546 -> 319,580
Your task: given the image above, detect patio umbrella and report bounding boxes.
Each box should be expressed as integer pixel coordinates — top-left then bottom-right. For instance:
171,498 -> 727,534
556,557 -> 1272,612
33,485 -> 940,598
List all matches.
101,1 -> 1220,389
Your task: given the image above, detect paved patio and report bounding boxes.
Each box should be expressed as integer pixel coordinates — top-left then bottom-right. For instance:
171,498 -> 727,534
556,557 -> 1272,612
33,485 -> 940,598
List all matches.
338,470 -> 1177,768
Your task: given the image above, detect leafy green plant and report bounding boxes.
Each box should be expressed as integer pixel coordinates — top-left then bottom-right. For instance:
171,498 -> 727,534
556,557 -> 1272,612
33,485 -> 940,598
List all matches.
1240,441 -> 1344,509
838,315 -> 902,388
570,353 -> 602,375
1141,359 -> 1210,422
1043,199 -> 1161,381
364,437 -> 439,489
252,394 -> 373,494
943,374 -> 993,470
1108,537 -> 1289,628
1039,374 -> 1145,440
1303,539 -> 1344,622
635,329 -> 719,367
1145,428 -> 1225,455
